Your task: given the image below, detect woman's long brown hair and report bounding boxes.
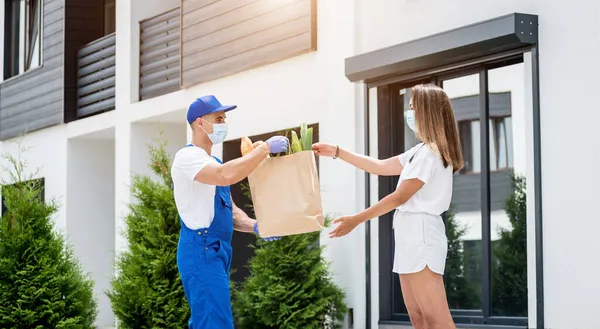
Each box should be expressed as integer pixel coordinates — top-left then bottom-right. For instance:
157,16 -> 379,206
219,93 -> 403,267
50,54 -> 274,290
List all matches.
411,84 -> 464,173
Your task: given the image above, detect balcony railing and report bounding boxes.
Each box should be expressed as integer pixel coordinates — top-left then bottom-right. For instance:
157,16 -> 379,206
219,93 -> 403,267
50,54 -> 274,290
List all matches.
139,7 -> 181,101
77,32 -> 116,118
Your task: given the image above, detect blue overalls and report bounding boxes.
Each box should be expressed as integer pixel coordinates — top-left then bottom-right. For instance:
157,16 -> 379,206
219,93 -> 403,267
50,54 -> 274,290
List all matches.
175,145 -> 234,329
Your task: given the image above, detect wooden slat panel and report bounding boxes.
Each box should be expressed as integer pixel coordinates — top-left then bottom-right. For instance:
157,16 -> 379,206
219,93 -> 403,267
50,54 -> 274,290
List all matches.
44,42 -> 63,59
141,7 -> 180,28
44,19 -> 63,38
182,0 -> 262,31
44,0 -> 63,15
182,0 -> 219,15
44,6 -> 63,25
182,0 -> 286,41
78,55 -> 116,77
44,30 -> 63,49
0,0 -> 64,140
140,52 -> 179,72
181,0 -> 316,88
140,66 -> 179,85
0,107 -> 63,140
141,19 -> 179,40
140,42 -> 179,63
76,32 -> 116,118
139,7 -> 181,101
142,30 -> 180,51
78,86 -> 115,107
140,78 -> 180,98
0,84 -> 62,119
182,0 -> 307,56
77,98 -> 115,118
183,16 -> 308,70
1,77 -> 63,108
78,34 -> 116,58
78,76 -> 116,97
182,32 -> 310,86
78,65 -> 115,86
0,56 -> 61,91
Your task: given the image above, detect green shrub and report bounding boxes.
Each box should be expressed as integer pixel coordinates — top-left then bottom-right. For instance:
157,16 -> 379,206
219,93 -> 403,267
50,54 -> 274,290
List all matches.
107,139 -> 189,328
0,143 -> 97,328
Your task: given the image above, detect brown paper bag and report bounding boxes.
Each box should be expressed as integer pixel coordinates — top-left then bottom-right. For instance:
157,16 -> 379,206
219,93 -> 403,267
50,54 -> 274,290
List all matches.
247,150 -> 325,238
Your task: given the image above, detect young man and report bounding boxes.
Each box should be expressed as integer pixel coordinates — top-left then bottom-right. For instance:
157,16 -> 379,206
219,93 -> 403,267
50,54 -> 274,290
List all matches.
171,95 -> 288,328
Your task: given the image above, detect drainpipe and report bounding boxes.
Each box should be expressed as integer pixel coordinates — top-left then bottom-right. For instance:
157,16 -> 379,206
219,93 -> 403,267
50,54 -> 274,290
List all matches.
363,85 -> 372,329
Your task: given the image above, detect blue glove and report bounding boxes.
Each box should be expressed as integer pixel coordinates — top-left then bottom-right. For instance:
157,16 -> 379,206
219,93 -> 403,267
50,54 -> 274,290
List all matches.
254,222 -> 281,242
266,136 -> 289,153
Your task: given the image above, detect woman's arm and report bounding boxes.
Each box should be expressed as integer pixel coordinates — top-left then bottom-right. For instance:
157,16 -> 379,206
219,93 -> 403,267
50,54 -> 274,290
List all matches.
312,143 -> 403,176
355,178 -> 424,223
329,178 -> 425,238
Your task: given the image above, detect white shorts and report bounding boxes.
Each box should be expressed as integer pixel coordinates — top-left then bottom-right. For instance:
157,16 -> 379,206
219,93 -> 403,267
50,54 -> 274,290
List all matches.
392,211 -> 448,275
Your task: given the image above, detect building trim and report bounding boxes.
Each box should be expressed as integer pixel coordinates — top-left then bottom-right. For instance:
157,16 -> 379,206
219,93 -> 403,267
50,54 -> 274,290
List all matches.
346,12 -> 543,329
344,13 -> 538,83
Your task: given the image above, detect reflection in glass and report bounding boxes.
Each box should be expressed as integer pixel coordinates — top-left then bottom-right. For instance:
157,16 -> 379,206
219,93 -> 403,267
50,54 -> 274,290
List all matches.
442,74 -> 482,311
488,63 -> 528,317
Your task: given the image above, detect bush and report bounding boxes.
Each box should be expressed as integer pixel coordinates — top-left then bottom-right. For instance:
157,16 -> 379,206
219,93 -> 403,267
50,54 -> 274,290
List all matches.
233,184 -> 347,329
0,143 -> 97,328
492,174 -> 527,316
107,139 -> 190,328
444,207 -> 479,309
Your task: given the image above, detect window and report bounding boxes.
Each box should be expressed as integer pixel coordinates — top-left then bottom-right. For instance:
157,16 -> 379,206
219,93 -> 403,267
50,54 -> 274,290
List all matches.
458,115 -> 514,173
374,60 -> 529,327
3,0 -> 42,79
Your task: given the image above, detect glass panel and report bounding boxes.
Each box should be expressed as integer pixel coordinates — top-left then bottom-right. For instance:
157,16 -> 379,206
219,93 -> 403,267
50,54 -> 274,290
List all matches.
18,0 -> 26,74
392,86 -> 409,316
402,87 -> 419,149
442,73 -> 482,312
488,63 -> 528,317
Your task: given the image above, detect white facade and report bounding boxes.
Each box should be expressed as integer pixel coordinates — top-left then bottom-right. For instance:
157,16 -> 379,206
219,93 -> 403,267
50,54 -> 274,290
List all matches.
1,0 -> 599,328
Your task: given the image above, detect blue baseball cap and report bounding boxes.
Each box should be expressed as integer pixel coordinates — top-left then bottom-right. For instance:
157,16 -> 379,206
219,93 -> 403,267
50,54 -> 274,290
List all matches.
186,95 -> 237,124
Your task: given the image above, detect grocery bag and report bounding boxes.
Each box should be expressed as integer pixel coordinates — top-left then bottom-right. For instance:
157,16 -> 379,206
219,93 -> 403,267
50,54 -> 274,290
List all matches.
247,150 -> 325,238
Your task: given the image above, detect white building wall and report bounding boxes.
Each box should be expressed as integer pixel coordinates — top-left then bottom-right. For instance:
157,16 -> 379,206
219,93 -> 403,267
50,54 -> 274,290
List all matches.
0,125 -> 68,232
67,136 -> 116,328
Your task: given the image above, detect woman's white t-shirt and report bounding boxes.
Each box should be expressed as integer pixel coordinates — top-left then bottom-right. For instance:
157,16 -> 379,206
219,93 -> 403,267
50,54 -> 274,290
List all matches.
396,143 -> 453,216
171,145 -> 218,230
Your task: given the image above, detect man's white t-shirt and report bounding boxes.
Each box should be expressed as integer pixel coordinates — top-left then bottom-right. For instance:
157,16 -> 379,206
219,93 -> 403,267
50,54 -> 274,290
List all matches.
396,142 -> 453,216
171,145 -> 218,229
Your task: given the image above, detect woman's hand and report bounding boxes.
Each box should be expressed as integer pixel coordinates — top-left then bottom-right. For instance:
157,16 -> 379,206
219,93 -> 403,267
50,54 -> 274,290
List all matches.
312,142 -> 337,157
329,215 -> 362,238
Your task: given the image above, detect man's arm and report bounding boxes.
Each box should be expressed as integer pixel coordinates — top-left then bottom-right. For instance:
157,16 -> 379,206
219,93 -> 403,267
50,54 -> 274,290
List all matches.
196,142 -> 270,186
232,199 -> 256,233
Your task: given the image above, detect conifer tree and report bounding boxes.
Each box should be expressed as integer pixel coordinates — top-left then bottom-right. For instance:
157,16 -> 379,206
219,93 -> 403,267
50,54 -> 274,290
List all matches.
492,174 -> 527,316
232,184 -> 347,329
107,139 -> 189,328
0,142 -> 97,328
444,207 -> 479,310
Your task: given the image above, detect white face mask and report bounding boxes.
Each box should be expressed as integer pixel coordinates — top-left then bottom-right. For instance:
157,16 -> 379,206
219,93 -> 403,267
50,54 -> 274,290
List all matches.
201,119 -> 228,145
406,110 -> 417,132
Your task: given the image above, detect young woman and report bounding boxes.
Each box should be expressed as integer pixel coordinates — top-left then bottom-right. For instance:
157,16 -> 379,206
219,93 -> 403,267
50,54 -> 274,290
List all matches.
312,83 -> 463,329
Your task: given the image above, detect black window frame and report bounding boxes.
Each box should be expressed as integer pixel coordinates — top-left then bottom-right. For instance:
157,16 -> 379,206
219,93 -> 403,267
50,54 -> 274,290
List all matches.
346,12 -> 543,329
3,0 -> 43,80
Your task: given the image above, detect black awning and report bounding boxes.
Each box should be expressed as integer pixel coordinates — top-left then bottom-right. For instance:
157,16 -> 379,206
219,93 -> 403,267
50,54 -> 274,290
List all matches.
345,13 -> 538,82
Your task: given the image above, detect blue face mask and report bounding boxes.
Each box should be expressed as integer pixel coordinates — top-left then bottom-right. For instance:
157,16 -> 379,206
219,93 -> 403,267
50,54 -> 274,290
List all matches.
405,110 -> 417,132
201,119 -> 228,145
